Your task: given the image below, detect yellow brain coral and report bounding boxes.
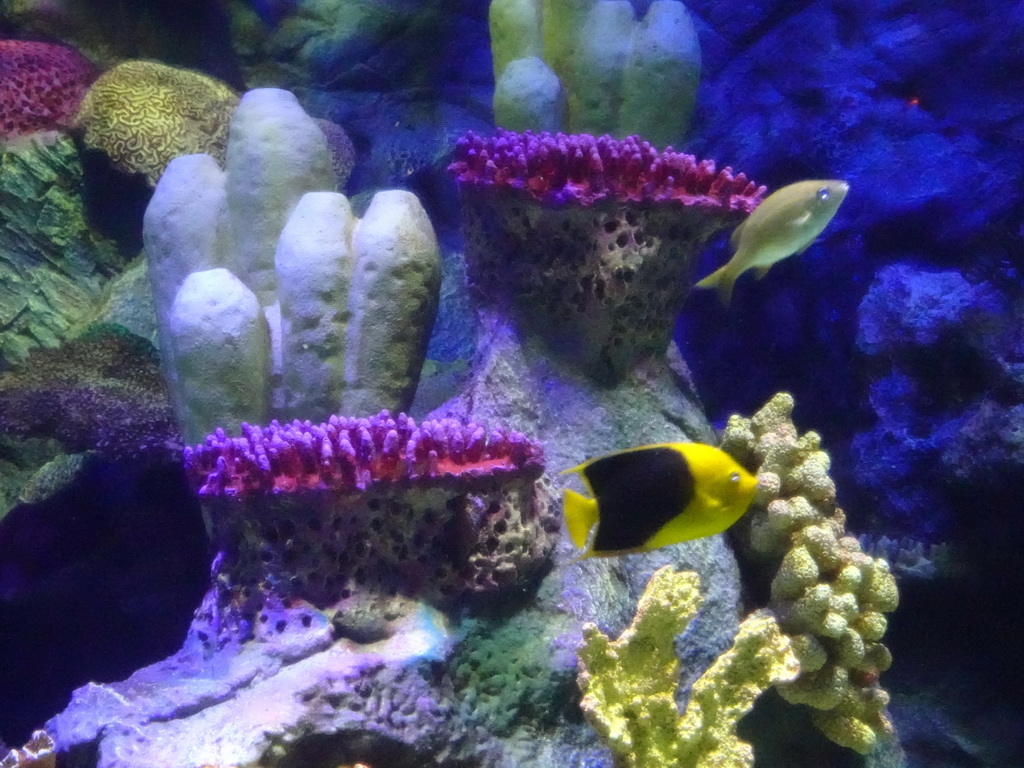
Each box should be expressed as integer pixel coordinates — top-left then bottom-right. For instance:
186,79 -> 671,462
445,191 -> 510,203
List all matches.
74,60 -> 238,185
721,392 -> 899,755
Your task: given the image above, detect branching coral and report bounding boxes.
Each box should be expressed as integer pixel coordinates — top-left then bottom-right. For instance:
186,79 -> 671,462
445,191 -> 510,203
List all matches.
576,566 -> 799,768
721,393 -> 899,754
0,40 -> 96,142
74,59 -> 239,184
183,412 -> 558,647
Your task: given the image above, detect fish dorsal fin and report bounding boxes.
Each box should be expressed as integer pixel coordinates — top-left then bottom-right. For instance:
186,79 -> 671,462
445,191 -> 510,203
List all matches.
729,219 -> 746,251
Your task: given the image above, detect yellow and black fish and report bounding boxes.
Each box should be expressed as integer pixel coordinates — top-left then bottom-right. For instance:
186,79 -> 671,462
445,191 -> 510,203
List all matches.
561,442 -> 757,558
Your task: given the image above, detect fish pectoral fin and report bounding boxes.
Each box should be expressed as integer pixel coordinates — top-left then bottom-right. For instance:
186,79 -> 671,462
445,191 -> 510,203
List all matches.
795,238 -> 816,255
563,488 -> 599,551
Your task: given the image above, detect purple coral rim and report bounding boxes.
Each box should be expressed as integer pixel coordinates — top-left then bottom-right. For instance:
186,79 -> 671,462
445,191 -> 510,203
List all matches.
184,410 -> 544,496
448,128 -> 765,210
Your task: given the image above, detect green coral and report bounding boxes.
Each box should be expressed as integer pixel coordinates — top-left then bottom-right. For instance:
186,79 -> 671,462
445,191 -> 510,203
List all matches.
75,60 -> 239,185
0,136 -> 125,366
577,566 -> 799,768
452,611 -> 577,734
721,392 -> 899,755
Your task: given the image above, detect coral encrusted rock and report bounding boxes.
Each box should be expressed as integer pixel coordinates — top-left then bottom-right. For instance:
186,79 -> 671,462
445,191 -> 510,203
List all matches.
0,40 -> 96,143
47,413 -> 557,768
183,411 -> 556,646
449,128 -> 763,379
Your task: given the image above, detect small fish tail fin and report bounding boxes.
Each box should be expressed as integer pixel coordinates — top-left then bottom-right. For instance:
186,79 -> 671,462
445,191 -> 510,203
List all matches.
562,488 -> 599,551
694,266 -> 737,307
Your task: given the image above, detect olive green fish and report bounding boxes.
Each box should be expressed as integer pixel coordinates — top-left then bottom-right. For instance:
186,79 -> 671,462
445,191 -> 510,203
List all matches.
561,442 -> 758,559
695,179 -> 850,306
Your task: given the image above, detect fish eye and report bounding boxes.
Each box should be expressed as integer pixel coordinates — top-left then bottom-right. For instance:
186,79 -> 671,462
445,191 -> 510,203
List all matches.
729,471 -> 740,484
817,187 -> 830,201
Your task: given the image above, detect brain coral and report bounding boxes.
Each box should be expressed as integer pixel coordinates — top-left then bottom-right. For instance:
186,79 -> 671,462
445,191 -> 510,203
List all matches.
74,60 -> 239,185
0,40 -> 96,141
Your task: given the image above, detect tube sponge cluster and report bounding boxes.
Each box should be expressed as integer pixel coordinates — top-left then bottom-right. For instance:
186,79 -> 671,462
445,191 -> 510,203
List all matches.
144,88 -> 440,443
489,0 -> 701,146
721,393 -> 899,755
576,566 -> 799,768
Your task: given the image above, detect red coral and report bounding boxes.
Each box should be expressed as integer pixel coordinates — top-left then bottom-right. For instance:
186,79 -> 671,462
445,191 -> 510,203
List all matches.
449,129 -> 765,211
0,40 -> 97,140
184,411 -> 544,496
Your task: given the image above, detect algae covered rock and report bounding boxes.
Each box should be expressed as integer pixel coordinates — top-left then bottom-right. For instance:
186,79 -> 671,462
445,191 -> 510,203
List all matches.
0,136 -> 125,367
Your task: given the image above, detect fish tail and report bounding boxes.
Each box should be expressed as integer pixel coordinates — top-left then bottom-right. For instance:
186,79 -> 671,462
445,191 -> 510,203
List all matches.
695,265 -> 737,307
563,488 -> 599,551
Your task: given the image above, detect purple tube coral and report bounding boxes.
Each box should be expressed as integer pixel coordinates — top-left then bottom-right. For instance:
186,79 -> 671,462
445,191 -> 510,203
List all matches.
184,411 -> 557,647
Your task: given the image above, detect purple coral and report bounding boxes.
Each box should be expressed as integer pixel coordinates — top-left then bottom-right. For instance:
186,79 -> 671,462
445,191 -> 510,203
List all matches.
449,129 -> 765,210
184,412 -> 557,646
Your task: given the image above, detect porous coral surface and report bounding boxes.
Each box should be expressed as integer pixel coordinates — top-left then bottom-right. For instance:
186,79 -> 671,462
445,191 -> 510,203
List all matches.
450,131 -> 764,379
0,40 -> 96,141
75,60 -> 238,184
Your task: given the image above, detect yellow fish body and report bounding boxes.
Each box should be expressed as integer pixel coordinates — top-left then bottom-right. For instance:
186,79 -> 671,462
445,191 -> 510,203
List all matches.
695,179 -> 850,306
561,442 -> 757,559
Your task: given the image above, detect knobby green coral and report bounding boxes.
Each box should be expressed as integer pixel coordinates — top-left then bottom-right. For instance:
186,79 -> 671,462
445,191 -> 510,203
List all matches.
721,392 -> 899,754
75,59 -> 239,185
577,566 -> 799,768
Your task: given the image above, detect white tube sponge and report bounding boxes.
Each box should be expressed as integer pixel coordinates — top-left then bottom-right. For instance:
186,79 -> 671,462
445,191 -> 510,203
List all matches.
619,0 -> 701,145
494,57 -> 567,133
275,191 -> 358,420
571,1 -> 634,135
168,268 -> 270,443
225,88 -> 336,305
143,153 -> 233,419
343,190 -> 441,415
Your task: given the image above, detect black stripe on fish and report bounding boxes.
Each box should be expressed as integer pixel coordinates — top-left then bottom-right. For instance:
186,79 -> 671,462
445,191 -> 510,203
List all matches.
582,446 -> 696,553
